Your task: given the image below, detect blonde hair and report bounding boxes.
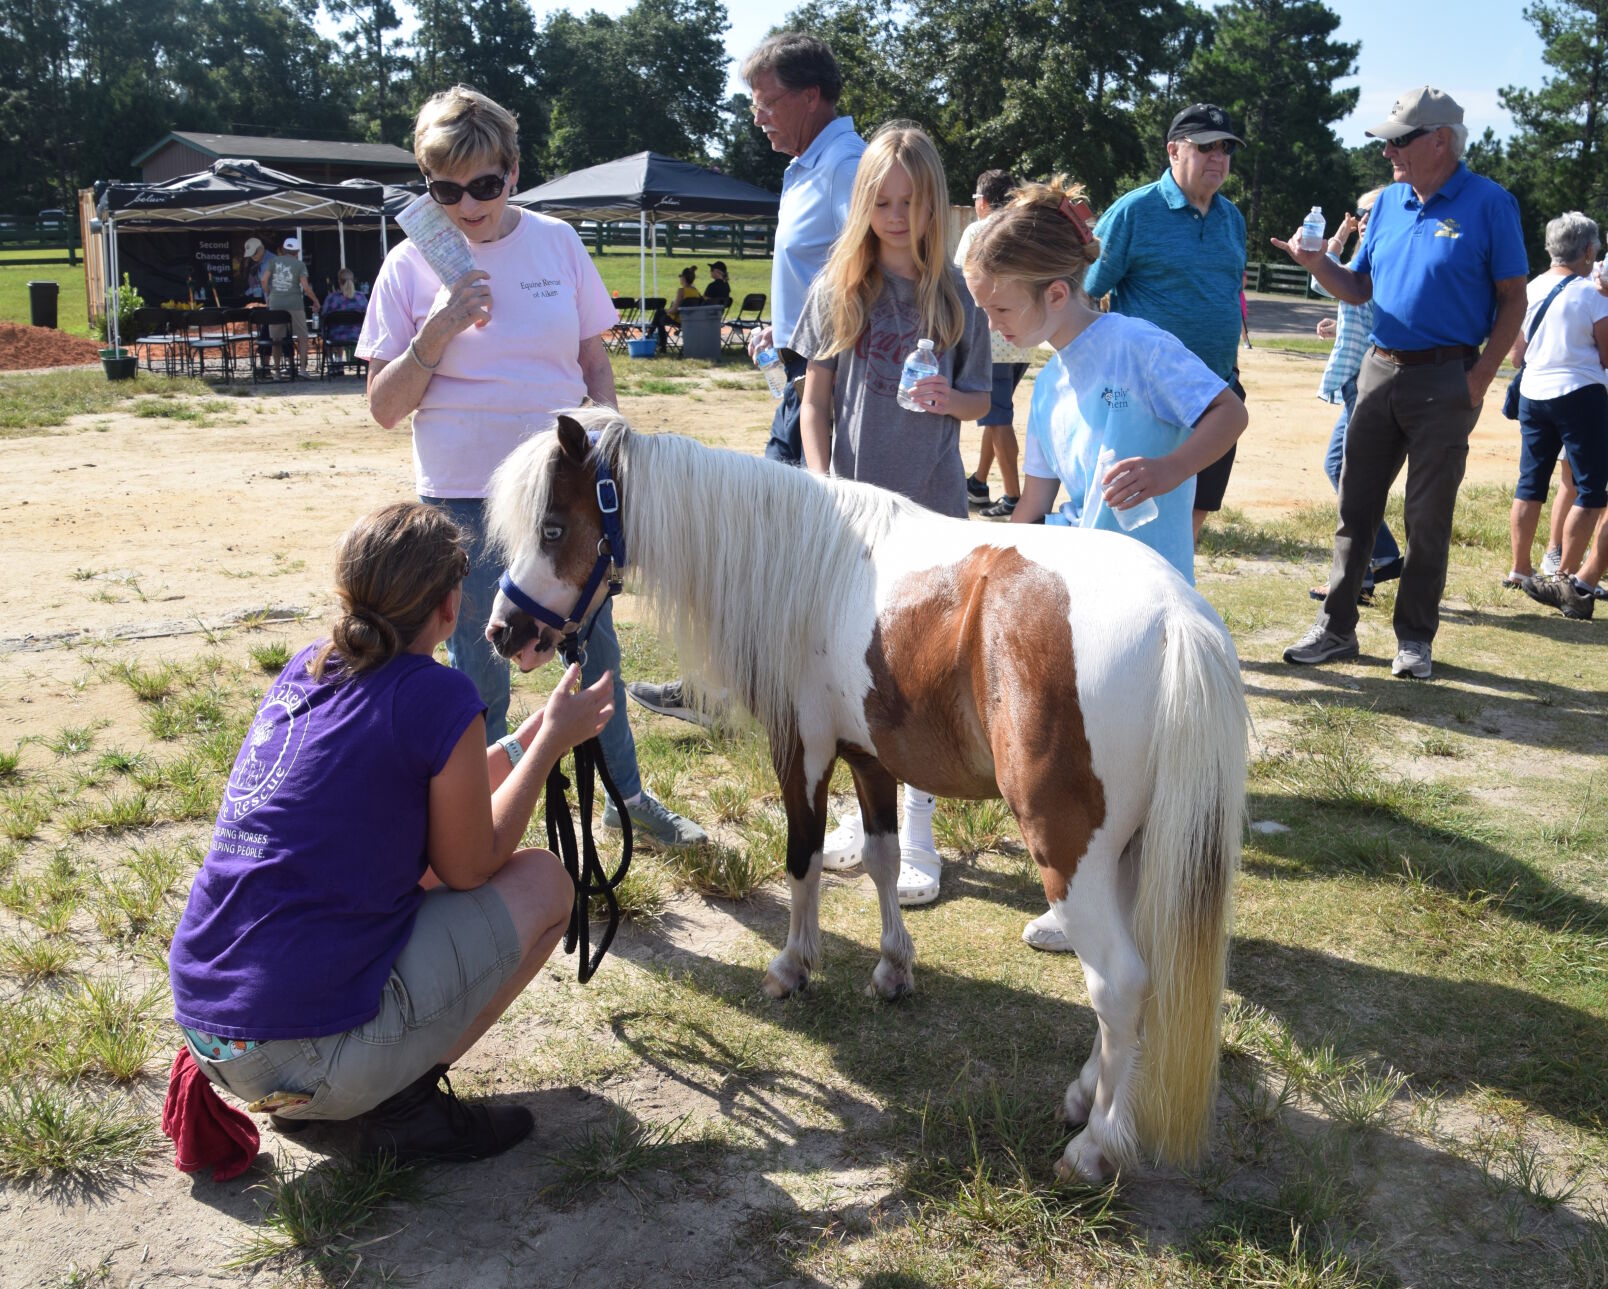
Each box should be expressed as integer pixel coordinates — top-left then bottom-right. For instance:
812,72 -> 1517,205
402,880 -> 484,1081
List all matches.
413,85 -> 518,177
309,503 -> 469,682
816,122 -> 965,357
964,175 -> 1102,305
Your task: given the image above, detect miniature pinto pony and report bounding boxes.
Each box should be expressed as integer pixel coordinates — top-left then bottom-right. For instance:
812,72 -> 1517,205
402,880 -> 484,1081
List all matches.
484,411 -> 1246,1182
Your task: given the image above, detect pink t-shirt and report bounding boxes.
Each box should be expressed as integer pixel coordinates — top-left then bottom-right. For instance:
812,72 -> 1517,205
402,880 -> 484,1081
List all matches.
357,209 -> 618,498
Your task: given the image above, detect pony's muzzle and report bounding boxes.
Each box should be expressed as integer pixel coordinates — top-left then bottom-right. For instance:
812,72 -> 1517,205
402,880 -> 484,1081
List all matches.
486,612 -> 561,668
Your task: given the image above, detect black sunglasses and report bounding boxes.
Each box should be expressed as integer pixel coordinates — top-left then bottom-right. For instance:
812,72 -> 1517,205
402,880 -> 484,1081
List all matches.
1384,127 -> 1433,149
425,171 -> 508,205
1191,139 -> 1239,156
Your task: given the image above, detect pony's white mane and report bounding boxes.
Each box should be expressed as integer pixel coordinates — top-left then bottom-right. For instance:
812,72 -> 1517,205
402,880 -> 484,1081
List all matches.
486,408 -> 919,736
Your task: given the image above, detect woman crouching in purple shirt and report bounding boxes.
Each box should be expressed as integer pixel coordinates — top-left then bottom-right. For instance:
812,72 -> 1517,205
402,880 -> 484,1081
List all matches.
168,501 -> 612,1165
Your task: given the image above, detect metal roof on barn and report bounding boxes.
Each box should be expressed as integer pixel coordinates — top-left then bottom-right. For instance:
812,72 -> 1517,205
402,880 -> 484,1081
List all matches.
133,132 -> 417,184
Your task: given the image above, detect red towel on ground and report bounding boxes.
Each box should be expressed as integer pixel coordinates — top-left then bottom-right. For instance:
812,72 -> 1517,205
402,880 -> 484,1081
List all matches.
161,1047 -> 260,1182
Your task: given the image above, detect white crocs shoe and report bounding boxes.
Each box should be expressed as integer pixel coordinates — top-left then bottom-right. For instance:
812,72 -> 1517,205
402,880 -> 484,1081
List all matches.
820,816 -> 863,870
1021,910 -> 1076,953
897,845 -> 942,906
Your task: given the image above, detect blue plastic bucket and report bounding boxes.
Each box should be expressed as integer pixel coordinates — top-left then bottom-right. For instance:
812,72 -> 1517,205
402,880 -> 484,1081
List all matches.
626,337 -> 657,358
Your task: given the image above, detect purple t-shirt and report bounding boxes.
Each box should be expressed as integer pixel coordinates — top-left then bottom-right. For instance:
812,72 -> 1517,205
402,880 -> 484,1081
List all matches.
169,645 -> 485,1040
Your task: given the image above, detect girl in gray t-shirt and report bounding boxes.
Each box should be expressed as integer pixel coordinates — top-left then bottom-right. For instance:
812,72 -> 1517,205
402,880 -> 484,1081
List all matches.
791,122 -> 992,909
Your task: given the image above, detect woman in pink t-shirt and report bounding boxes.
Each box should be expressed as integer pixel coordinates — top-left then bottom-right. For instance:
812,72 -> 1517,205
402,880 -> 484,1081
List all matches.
356,86 -> 705,849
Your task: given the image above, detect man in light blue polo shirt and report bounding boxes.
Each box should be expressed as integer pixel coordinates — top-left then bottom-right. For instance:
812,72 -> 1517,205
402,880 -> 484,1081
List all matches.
1276,86 -> 1527,680
739,32 -> 866,464
1085,103 -> 1248,541
625,34 -> 864,726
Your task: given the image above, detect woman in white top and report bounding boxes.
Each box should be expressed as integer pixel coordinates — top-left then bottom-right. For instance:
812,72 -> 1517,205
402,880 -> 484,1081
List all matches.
1506,210 -> 1608,619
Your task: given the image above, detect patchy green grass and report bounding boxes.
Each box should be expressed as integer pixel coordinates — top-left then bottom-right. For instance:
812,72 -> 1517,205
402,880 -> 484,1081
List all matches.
0,367 -> 211,435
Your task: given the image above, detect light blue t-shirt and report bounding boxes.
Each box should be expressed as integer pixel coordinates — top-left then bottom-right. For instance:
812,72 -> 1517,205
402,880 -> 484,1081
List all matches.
1352,163 -> 1528,351
1083,169 -> 1247,382
1023,313 -> 1226,583
772,116 -> 866,348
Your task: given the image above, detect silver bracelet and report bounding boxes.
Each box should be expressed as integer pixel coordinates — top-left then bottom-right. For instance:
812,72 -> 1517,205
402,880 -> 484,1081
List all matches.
407,337 -> 442,372
497,734 -> 524,769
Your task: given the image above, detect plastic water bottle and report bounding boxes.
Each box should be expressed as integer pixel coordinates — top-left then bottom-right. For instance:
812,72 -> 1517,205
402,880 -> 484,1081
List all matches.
1299,206 -> 1326,252
897,338 -> 940,412
1098,445 -> 1158,531
756,346 -> 789,399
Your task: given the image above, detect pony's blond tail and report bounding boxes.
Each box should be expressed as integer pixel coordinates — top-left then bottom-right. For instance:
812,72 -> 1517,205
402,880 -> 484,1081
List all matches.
1130,603 -> 1246,1166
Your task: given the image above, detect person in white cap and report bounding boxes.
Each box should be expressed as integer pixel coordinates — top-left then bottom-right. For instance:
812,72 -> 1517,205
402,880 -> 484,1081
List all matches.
1274,86 -> 1527,680
261,235 -> 319,378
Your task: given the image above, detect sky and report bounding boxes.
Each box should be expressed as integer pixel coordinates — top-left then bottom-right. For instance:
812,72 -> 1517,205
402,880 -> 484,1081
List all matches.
378,0 -> 1549,147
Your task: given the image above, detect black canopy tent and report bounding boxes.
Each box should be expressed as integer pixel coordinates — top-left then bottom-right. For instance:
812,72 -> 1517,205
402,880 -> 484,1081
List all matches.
512,151 -> 780,306
91,160 -> 410,347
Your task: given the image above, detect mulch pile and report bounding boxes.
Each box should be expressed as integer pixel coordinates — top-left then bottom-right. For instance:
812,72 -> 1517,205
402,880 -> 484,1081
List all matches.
0,322 -> 105,371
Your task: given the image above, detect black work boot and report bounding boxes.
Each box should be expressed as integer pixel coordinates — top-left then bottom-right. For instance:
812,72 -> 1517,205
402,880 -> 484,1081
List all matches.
355,1064 -> 534,1166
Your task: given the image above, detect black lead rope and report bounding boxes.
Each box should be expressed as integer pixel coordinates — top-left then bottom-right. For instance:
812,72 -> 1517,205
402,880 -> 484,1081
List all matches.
543,733 -> 634,984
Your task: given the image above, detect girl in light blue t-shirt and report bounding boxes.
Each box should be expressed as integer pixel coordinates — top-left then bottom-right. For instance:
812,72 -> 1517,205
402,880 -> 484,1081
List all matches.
961,177 -> 1247,584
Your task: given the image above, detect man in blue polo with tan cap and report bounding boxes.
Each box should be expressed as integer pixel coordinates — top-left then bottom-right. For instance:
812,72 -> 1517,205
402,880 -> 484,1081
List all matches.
1085,103 -> 1249,543
1275,86 -> 1526,680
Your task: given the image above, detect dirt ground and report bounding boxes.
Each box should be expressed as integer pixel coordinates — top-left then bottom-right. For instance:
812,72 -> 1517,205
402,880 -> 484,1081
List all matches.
0,348 -> 1528,1288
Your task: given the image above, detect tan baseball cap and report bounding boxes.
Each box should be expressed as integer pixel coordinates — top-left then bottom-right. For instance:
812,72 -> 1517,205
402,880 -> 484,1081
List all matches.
243,237 -> 264,258
1366,86 -> 1464,140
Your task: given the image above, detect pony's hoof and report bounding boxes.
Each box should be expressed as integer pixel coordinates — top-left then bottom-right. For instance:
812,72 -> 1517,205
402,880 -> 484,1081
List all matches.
868,958 -> 914,1000
1055,1130 -> 1110,1184
1062,1083 -> 1092,1128
762,955 -> 808,999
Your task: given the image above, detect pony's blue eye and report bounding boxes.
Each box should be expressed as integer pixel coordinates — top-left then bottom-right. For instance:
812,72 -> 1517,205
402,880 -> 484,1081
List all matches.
541,524 -> 563,544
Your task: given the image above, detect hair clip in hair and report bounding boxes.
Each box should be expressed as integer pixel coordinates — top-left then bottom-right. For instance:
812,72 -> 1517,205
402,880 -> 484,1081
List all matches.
1058,197 -> 1094,244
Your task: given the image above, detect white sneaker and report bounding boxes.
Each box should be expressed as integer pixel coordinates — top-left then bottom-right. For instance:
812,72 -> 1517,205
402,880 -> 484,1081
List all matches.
897,844 -> 942,906
1022,910 -> 1076,953
820,817 -> 862,870
1541,545 -> 1563,576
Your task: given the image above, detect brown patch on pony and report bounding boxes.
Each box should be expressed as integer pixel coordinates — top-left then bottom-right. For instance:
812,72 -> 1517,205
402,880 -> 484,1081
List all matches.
862,545 -> 1105,903
543,417 -> 607,589
772,726 -> 834,881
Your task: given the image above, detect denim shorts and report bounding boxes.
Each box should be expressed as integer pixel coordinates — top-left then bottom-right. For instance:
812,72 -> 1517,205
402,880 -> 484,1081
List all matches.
1516,382 -> 1608,508
182,882 -> 523,1122
980,363 -> 1029,426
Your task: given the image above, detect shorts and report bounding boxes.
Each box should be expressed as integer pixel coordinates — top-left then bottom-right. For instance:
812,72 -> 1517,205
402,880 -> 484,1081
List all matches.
980,363 -> 1029,426
268,310 -> 309,347
181,882 -> 523,1122
1516,383 -> 1608,508
1193,372 -> 1245,512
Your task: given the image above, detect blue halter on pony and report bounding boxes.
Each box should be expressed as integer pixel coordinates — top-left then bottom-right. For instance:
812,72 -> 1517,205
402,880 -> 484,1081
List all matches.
495,450 -> 626,668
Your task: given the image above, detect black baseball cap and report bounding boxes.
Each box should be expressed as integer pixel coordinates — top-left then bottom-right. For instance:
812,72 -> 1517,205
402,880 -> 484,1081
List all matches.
707,260 -> 728,273
1167,103 -> 1246,147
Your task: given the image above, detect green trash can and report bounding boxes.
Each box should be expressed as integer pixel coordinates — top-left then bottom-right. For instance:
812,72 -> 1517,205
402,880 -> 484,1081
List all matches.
678,304 -> 723,361
27,280 -> 59,329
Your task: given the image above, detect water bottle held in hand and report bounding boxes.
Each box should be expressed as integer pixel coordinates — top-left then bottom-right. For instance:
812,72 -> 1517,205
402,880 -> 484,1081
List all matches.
1299,206 -> 1326,253
1098,445 -> 1158,531
897,339 -> 939,412
756,346 -> 789,400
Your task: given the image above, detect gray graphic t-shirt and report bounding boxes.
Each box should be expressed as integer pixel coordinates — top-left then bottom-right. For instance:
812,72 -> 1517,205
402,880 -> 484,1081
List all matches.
791,267 -> 990,517
264,255 -> 308,309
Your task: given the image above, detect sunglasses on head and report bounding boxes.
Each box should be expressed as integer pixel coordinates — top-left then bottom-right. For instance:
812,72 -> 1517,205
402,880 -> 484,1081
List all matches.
1190,139 -> 1238,156
1385,127 -> 1433,148
425,171 -> 508,205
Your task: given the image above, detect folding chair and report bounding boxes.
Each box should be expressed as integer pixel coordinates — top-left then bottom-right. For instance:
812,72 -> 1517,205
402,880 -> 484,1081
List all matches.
130,307 -> 177,375
606,298 -> 640,352
183,308 -> 231,379
222,308 -> 259,379
318,310 -> 367,379
724,293 -> 766,351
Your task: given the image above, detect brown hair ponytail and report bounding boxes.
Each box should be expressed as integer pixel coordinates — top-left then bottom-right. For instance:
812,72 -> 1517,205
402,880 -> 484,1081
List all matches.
309,502 -> 469,682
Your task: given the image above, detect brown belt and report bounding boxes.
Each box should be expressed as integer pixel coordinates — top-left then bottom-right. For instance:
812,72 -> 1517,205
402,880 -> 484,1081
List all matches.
1370,344 -> 1479,367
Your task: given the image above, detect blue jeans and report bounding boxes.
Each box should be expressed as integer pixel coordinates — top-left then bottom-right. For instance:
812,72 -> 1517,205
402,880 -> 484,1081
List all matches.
421,496 -> 642,800
1323,378 -> 1400,573
763,352 -> 810,464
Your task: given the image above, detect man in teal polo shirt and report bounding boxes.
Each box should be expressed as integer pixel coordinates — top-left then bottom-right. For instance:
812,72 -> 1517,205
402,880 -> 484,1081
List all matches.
1276,86 -> 1527,680
1085,103 -> 1248,542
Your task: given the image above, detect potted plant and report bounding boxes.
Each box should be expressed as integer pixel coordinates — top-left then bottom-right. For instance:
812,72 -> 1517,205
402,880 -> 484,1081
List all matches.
98,274 -> 143,380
